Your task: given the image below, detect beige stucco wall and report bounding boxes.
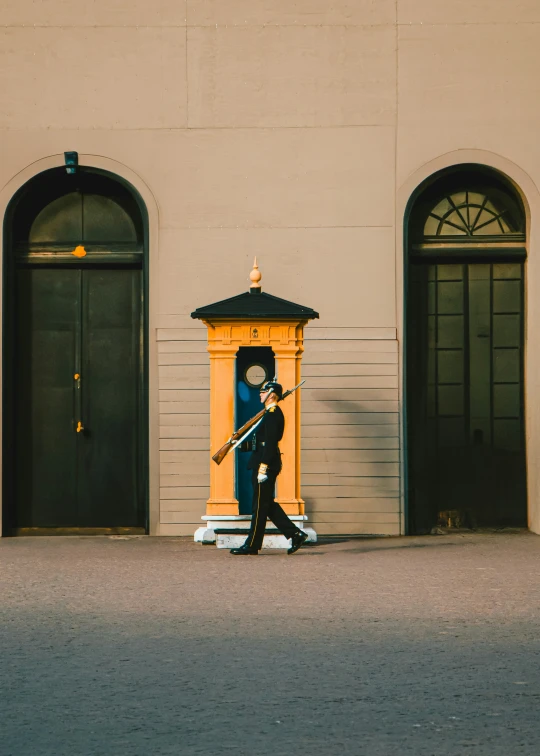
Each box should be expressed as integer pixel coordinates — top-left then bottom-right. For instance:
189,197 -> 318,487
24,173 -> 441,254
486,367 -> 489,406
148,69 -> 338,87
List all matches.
0,0 -> 539,535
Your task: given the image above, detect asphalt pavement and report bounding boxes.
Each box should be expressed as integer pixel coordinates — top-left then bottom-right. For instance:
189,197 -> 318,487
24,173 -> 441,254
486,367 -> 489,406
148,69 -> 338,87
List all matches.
1,531 -> 539,756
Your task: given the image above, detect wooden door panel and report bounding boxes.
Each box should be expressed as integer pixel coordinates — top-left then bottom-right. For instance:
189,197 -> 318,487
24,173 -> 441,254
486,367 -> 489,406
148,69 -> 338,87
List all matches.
407,262 -> 526,532
15,269 -> 79,526
12,267 -> 143,529
78,269 -> 141,526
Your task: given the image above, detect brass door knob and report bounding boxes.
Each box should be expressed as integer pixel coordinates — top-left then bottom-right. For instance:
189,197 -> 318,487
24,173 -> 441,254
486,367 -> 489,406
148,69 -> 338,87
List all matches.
76,421 -> 84,433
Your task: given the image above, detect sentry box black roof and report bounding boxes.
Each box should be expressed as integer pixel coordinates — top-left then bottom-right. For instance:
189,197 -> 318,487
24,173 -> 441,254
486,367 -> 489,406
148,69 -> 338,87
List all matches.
191,289 -> 319,321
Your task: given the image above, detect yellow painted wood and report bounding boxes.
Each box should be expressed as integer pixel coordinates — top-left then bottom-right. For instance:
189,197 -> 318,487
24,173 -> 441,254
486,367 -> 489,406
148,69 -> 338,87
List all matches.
200,317 -> 310,517
274,344 -> 301,513
208,339 -> 238,515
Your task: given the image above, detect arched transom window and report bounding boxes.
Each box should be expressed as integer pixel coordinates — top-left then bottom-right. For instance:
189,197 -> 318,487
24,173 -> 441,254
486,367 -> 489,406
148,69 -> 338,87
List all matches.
424,191 -> 517,237
410,169 -> 526,261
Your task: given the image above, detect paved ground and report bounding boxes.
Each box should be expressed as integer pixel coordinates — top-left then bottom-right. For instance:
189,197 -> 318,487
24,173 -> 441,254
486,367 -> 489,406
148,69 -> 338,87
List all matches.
1,531 -> 540,756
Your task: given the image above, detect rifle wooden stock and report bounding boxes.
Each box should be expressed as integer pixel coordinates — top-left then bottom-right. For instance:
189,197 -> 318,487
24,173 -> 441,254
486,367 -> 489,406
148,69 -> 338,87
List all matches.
211,408 -> 266,465
211,381 -> 303,465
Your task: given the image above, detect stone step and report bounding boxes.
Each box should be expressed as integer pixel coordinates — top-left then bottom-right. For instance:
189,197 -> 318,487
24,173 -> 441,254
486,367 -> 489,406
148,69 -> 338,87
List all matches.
216,532 -> 292,550
194,518 -> 317,548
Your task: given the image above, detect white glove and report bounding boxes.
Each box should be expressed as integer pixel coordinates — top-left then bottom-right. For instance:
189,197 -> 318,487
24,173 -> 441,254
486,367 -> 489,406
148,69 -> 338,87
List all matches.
257,464 -> 268,483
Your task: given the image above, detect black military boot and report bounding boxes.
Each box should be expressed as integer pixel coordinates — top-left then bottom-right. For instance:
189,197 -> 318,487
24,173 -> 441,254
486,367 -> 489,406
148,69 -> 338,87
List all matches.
288,530 -> 308,555
230,544 -> 259,555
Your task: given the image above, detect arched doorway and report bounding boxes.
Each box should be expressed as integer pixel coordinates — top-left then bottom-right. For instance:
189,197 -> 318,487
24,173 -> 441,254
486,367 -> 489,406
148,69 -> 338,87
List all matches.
3,167 -> 148,534
406,166 -> 527,533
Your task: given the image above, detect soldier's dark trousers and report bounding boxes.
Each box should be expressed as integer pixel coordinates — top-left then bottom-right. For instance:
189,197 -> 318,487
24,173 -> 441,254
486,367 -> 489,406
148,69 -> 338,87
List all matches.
244,469 -> 299,551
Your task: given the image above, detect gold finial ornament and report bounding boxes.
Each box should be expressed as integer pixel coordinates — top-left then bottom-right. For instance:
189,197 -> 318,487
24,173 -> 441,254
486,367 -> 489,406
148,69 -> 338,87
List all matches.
249,257 -> 262,290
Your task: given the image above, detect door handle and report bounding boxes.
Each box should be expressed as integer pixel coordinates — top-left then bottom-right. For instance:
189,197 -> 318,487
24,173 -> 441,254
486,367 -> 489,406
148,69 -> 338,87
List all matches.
74,373 -> 84,433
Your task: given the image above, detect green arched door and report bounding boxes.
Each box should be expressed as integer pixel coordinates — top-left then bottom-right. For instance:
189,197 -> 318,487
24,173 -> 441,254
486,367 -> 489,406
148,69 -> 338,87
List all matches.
406,171 -> 527,533
4,169 -> 147,533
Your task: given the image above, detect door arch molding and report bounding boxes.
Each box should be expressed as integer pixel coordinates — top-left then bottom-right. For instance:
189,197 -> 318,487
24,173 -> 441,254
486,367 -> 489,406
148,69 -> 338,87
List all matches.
0,155 -> 160,535
397,150 -> 540,534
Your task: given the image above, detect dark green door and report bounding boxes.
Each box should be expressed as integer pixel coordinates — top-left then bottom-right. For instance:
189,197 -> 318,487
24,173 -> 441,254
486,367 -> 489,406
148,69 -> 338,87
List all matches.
13,267 -> 143,529
407,262 -> 526,532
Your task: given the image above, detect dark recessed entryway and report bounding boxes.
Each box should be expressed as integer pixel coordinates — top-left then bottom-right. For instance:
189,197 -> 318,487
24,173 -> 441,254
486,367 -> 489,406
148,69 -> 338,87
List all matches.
3,168 -> 148,534
406,166 -> 527,534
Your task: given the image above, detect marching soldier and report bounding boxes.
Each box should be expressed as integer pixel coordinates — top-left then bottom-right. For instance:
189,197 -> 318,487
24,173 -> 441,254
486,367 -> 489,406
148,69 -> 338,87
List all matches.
230,380 -> 309,556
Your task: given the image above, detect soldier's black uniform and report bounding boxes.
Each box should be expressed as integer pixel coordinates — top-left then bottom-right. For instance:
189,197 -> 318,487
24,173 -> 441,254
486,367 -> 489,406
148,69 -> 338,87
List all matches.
242,403 -> 298,551
232,381 -> 308,555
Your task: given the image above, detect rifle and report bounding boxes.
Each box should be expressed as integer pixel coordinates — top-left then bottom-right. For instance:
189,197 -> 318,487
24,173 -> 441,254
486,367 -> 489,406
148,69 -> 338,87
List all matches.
211,381 -> 305,465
